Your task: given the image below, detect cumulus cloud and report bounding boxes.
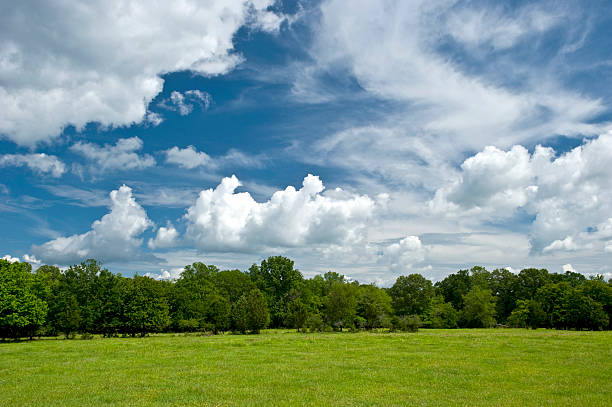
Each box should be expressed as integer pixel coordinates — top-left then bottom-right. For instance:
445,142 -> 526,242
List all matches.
144,267 -> 184,281
148,222 -> 179,250
165,146 -> 212,169
165,145 -> 265,170
2,254 -> 20,263
33,185 -> 153,264
71,137 -> 155,172
432,132 -> 612,253
159,90 -> 212,116
185,174 -> 380,251
0,153 -> 66,177
0,0 -> 283,146
380,236 -> 426,273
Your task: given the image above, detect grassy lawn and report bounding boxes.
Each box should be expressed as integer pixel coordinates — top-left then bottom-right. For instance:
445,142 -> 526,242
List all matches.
1,329 -> 611,406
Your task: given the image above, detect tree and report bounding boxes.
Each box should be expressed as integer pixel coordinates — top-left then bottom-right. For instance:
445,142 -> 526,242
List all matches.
249,256 -> 304,328
357,284 -> 392,329
461,286 -> 496,328
246,289 -> 269,334
507,299 -> 545,329
324,281 -> 357,331
424,295 -> 458,328
56,294 -> 81,339
123,276 -> 170,336
436,269 -> 472,310
231,295 -> 248,334
0,260 -> 48,339
389,274 -> 434,317
207,294 -> 231,333
286,298 -> 309,332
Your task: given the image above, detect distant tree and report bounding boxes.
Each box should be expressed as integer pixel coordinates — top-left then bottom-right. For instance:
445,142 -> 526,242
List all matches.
461,286 -> 496,328
0,260 -> 48,339
516,268 -> 550,301
232,295 -> 248,334
57,294 -> 81,339
357,284 -> 392,329
389,274 -> 434,317
123,276 -> 170,336
424,295 -> 458,328
488,268 -> 519,324
286,298 -> 309,332
214,269 -> 255,304
507,299 -> 545,329
436,269 -> 472,310
249,256 -> 304,327
324,281 -> 357,331
246,289 -> 270,334
207,294 -> 231,334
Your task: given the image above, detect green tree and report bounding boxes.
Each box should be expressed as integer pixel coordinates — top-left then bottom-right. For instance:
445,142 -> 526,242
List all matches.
461,286 -> 496,328
357,284 -> 392,329
324,281 -> 357,331
123,276 -> 170,336
231,295 -> 248,334
436,269 -> 472,310
389,274 -> 434,317
286,298 -> 309,332
424,295 -> 458,328
0,260 -> 48,339
245,289 -> 269,334
249,256 -> 304,327
507,299 -> 545,329
56,294 -> 81,339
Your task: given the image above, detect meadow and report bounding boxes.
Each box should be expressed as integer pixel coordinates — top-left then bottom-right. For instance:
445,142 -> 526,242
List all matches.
1,329 -> 611,406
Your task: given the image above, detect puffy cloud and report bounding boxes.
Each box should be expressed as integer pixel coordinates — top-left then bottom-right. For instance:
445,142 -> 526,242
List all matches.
562,263 -> 577,273
0,0 -> 282,146
380,236 -> 426,273
148,222 -> 179,250
71,137 -> 155,172
33,185 -> 153,264
432,132 -> 612,253
165,145 -> 265,170
144,267 -> 184,281
185,174 -> 379,251
0,153 -> 66,177
2,254 -> 20,263
158,90 -> 212,116
165,146 -> 212,169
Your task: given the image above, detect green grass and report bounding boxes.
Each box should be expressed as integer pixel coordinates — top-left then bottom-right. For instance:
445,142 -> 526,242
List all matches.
1,329 -> 611,406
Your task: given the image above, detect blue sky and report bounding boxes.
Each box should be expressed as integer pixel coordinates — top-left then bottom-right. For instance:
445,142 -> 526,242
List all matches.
1,0 -> 611,284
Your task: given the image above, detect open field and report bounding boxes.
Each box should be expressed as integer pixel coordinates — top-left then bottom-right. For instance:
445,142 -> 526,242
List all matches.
1,329 -> 611,406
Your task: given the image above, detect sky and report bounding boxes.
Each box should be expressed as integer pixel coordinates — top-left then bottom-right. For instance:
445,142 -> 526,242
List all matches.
1,0 -> 611,285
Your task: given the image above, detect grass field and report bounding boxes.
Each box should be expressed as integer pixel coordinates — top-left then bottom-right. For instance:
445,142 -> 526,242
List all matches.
1,329 -> 611,406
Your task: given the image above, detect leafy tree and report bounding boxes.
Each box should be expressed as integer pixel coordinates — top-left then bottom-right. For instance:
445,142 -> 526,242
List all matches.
0,260 -> 48,339
286,298 -> 309,332
245,289 -> 270,334
56,294 -> 81,339
488,268 -> 518,324
231,295 -> 248,334
424,295 -> 458,328
123,276 -> 170,336
436,269 -> 472,310
357,284 -> 392,329
207,294 -> 231,333
461,286 -> 496,328
324,281 -> 357,331
389,274 -> 434,317
249,256 -> 304,327
214,269 -> 255,304
516,268 -> 550,301
507,299 -> 545,329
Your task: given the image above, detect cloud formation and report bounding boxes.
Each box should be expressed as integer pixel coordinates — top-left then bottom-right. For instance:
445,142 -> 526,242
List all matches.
0,0 -> 282,146
185,174 -> 380,251
0,153 -> 66,177
432,132 -> 612,253
71,137 -> 155,172
148,222 -> 179,250
33,185 -> 152,264
158,90 -> 212,116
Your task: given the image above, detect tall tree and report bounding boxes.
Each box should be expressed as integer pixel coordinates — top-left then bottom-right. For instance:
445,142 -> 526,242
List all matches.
324,281 -> 357,331
461,286 -> 496,328
389,274 -> 434,317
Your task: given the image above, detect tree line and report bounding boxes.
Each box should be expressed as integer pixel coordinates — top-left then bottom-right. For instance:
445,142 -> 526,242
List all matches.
1,257 -> 610,340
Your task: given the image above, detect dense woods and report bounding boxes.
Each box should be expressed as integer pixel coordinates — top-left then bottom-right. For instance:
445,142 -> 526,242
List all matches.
1,257 -> 610,339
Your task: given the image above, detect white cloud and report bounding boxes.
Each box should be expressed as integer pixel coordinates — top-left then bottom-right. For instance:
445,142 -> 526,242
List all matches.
562,263 -> 577,273
165,146 -> 212,169
0,0 -> 282,146
159,90 -> 212,116
144,267 -> 184,281
444,4 -> 561,50
33,185 -> 153,264
2,254 -> 20,263
185,174 -> 380,252
380,236 -> 426,273
432,132 -> 612,253
71,137 -> 155,172
148,222 -> 179,250
0,153 -> 66,177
